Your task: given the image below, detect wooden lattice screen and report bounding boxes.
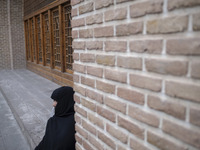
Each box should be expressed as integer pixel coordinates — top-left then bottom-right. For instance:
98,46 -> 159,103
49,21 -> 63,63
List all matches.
43,12 -> 51,66
63,4 -> 73,71
24,1 -> 73,73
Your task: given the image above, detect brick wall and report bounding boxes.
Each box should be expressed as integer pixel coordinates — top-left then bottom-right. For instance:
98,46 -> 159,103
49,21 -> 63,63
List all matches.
0,0 -> 26,69
72,0 -> 200,150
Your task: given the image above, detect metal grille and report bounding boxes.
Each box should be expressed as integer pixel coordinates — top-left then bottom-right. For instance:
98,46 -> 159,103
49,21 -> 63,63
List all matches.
52,9 -> 61,68
64,4 -> 73,70
31,19 -> 36,61
43,12 -> 50,65
37,16 -> 42,63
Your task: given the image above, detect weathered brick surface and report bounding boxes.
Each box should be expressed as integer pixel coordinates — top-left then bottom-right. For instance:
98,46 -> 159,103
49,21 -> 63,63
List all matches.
147,16 -> 188,34
167,38 -> 200,55
147,131 -> 188,150
130,39 -> 163,54
190,107 -> 200,127
162,119 -> 200,149
117,56 -> 142,70
105,7 -> 127,22
165,80 -> 200,103
130,0 -> 163,18
72,0 -> 200,149
145,58 -> 188,76
128,105 -> 160,127
94,26 -> 114,38
191,60 -> 200,79
148,95 -> 186,120
130,73 -> 162,92
116,22 -> 143,36
168,0 -> 200,11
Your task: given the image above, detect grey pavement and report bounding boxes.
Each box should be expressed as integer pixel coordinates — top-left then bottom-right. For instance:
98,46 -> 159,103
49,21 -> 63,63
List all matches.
0,69 -> 60,149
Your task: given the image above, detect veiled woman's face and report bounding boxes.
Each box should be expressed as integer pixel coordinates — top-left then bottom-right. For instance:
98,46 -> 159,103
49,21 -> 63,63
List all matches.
53,101 -> 57,107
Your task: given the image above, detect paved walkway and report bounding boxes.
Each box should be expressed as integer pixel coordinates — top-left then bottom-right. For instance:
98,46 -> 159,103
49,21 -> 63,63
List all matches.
0,69 -> 60,149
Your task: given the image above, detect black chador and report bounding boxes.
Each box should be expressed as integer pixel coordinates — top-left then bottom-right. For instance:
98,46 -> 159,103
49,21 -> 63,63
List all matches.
35,86 -> 76,150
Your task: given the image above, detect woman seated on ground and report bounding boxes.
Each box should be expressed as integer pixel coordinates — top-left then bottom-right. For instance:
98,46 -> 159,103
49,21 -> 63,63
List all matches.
35,86 -> 76,150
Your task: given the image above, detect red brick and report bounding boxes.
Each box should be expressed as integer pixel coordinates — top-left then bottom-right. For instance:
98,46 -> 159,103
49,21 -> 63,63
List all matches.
73,74 -> 79,83
73,53 -> 79,61
106,123 -> 128,143
71,0 -> 83,6
88,135 -> 104,150
193,13 -> 200,31
130,39 -> 163,54
105,7 -> 127,22
86,89 -> 103,104
128,105 -> 160,127
86,41 -> 103,50
105,41 -> 127,52
87,66 -> 103,78
82,120 -> 96,135
104,96 -> 126,114
75,134 -> 82,145
148,95 -> 186,120
147,131 -> 188,150
79,2 -> 93,15
72,30 -> 78,39
74,84 -> 86,96
97,105 -> 116,122
117,87 -> 144,105
191,60 -> 200,79
118,116 -> 144,139
162,119 -> 200,149
72,18 -> 85,27
75,144 -> 82,150
94,26 -> 114,38
73,63 -> 86,74
75,124 -> 88,139
71,8 -> 78,17
145,58 -> 188,76
130,0 -> 163,18
96,55 -> 115,66
116,0 -> 129,3
95,0 -> 114,10
190,107 -> 200,127
117,56 -> 142,70
116,22 -> 143,36
75,104 -> 87,117
74,94 -> 81,104
98,131 -> 116,149
81,76 -> 95,88
96,80 -> 115,94
79,29 -> 93,38
147,16 -> 188,34
130,138 -> 150,150
82,140 -> 93,150
105,69 -> 127,83
88,113 -> 104,129
165,80 -> 200,103
80,53 -> 95,63
167,38 -> 200,55
86,13 -> 103,25
81,98 -> 96,112
168,0 -> 200,10
130,73 -> 162,92
72,41 -> 85,50
75,114 -> 81,124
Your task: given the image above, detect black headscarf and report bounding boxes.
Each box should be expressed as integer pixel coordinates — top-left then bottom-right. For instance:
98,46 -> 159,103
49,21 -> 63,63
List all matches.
51,86 -> 75,117
35,86 -> 76,150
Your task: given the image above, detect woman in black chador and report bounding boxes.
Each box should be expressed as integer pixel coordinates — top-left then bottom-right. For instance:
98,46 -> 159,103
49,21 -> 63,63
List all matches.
35,86 -> 76,150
